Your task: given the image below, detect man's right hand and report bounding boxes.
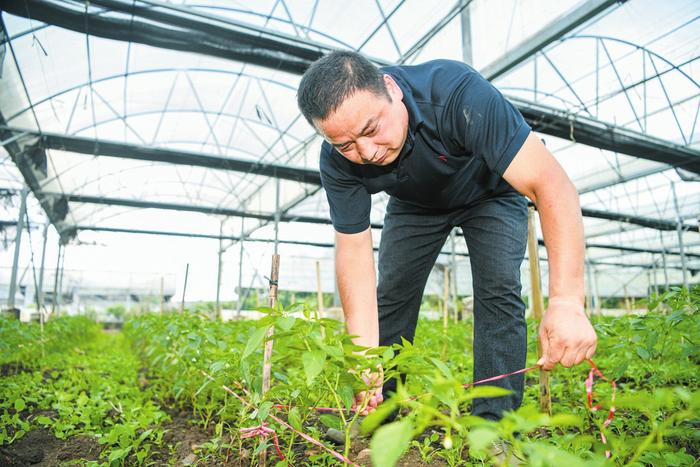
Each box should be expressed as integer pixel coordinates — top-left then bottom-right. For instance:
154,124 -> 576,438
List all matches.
352,366 -> 384,416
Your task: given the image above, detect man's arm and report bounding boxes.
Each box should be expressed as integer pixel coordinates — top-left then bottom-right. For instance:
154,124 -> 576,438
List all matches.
336,227 -> 383,414
503,132 -> 597,370
336,227 -> 379,347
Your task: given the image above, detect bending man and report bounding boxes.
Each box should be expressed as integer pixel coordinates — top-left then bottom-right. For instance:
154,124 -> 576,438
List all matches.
296,51 -> 597,421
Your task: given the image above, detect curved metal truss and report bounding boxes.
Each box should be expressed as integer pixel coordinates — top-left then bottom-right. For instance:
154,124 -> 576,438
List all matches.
0,0 -> 698,291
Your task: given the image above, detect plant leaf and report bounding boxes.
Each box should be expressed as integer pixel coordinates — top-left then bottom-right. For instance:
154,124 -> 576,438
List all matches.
14,398 -> 25,412
288,407 -> 302,430
301,351 -> 325,386
242,326 -> 269,360
319,414 -> 343,431
370,418 -> 414,467
636,346 -> 651,360
467,427 -> 499,454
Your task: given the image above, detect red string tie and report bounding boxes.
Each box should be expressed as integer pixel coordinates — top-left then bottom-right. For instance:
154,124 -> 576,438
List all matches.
240,422 -> 285,460
585,358 -> 617,458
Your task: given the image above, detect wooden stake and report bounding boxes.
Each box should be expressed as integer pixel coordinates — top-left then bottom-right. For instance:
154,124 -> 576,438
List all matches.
527,207 -> 551,416
260,254 -> 280,466
443,266 -> 449,331
315,261 -> 325,338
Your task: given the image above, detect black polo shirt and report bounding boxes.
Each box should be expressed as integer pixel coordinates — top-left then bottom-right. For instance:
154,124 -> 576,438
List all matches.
319,59 -> 531,234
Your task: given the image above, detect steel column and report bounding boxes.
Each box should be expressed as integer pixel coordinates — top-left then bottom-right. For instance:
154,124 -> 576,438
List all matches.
7,187 -> 28,312
37,221 -> 49,314
215,220 -> 224,319
237,215 -> 245,316
671,182 -> 689,289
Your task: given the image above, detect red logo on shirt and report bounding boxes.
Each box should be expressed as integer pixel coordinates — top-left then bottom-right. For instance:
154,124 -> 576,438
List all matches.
438,154 -> 448,162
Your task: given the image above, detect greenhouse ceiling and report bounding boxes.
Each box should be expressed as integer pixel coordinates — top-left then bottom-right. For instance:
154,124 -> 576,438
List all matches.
1,0 -> 699,279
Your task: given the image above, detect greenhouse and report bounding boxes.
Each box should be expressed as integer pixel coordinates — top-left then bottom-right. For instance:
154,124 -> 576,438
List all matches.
0,0 -> 698,465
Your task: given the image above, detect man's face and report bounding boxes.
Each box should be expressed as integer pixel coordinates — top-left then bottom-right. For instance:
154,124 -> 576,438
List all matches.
314,75 -> 409,166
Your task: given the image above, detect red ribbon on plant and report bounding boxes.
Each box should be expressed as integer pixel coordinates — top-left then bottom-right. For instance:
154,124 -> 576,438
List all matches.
460,359 -> 617,458
585,358 -> 617,458
201,371 -> 359,467
205,358 -> 617,465
240,422 -> 285,460
462,365 -> 541,388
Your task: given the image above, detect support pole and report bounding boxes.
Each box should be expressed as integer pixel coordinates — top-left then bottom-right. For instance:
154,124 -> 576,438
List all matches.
593,266 -> 601,315
585,249 -> 594,317
442,266 -> 449,331
659,232 -> 669,291
160,276 -> 164,314
460,1 -> 473,65
671,182 -> 689,289
237,215 -> 245,317
51,242 -> 62,315
180,263 -> 189,313
315,260 -> 325,323
37,221 -> 49,319
261,177 -> 282,467
274,178 -> 281,255
6,187 -> 28,315
215,220 -> 224,320
450,230 -> 458,322
527,207 -> 551,415
261,254 -> 280,466
57,244 -> 66,316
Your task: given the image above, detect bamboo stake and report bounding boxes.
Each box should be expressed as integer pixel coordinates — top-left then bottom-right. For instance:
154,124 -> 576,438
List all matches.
527,207 -> 551,416
260,254 -> 280,466
315,261 -> 325,338
180,263 -> 189,314
443,266 -> 449,331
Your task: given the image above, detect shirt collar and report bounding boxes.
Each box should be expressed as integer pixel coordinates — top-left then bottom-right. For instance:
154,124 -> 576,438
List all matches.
388,72 -> 425,131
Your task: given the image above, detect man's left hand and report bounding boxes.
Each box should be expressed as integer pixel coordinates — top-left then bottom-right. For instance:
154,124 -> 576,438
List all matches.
537,296 -> 597,370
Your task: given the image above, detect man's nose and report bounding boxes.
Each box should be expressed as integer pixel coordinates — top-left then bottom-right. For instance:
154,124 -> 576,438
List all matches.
356,138 -> 377,162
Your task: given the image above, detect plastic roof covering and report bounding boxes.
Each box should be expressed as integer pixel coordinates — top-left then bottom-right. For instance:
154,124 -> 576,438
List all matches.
0,0 -> 699,297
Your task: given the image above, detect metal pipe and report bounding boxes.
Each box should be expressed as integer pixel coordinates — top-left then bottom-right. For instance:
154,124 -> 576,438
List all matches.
7,187 -> 28,311
51,242 -> 62,315
180,263 -> 189,313
659,231 -> 669,290
37,221 -> 49,316
274,178 -> 280,255
236,215 -> 245,316
57,244 -> 66,315
215,220 -> 224,319
671,182 -> 689,289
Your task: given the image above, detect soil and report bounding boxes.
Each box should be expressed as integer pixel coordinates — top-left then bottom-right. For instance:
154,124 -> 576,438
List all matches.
345,437 -> 448,466
0,362 -> 34,377
149,406 -> 222,466
0,429 -> 103,466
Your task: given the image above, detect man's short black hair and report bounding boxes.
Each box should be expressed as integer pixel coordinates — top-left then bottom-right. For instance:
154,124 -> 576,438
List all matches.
297,50 -> 390,127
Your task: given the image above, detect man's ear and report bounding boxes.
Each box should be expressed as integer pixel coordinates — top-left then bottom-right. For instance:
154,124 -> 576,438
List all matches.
383,74 -> 403,100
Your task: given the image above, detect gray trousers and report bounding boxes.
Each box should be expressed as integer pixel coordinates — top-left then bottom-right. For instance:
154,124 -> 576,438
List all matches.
377,190 -> 528,420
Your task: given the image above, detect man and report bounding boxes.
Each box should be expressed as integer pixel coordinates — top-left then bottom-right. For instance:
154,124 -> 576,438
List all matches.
296,51 -> 597,421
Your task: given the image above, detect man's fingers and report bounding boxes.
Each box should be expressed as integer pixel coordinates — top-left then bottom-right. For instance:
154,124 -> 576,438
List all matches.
543,339 -> 565,370
573,347 -> 588,366
585,343 -> 596,360
560,347 -> 578,367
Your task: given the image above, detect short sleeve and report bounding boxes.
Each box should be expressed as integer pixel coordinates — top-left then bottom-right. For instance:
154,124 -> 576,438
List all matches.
446,72 -> 531,176
319,143 -> 372,234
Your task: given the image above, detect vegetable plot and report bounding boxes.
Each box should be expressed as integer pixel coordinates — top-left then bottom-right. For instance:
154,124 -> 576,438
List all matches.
0,287 -> 698,466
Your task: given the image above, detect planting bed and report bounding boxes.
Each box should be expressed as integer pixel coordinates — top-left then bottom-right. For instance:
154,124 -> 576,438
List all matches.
0,287 -> 698,466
